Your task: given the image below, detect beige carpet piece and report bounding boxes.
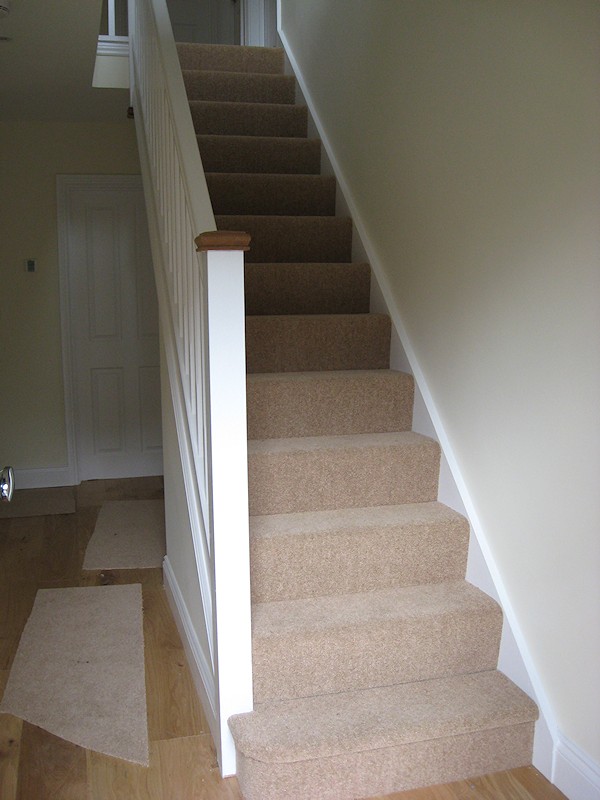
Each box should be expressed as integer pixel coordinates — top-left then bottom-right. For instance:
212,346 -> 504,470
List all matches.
0,486 -> 75,518
0,584 -> 148,765
83,499 -> 166,570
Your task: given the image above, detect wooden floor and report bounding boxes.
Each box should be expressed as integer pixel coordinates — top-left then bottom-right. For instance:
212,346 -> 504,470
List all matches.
0,479 -> 567,800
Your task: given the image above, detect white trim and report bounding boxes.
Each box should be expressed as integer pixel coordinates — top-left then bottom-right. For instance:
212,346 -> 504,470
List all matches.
163,556 -> 219,745
553,733 -> 600,800
240,0 -> 265,46
57,175 -> 83,489
206,250 -> 253,777
13,466 -> 76,490
279,23 -> 560,775
97,35 -> 129,57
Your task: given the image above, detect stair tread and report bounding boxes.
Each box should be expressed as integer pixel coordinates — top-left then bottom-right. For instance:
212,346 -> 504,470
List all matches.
248,261 -> 365,267
183,70 -> 295,104
189,99 -> 301,111
197,135 -> 322,174
248,429 -> 439,515
250,499 -> 463,537
206,171 -> 334,179
177,42 -> 284,74
245,265 -> 371,315
247,369 -> 412,437
250,501 -> 469,602
246,313 -> 390,372
190,101 -> 307,137
248,429 -> 434,456
219,212 -> 347,219
206,173 -> 336,216
252,579 -> 499,635
182,68 -> 290,79
219,215 -> 352,263
229,670 -> 538,763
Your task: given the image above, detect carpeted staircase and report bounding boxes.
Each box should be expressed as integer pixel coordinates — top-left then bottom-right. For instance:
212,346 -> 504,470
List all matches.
177,41 -> 538,800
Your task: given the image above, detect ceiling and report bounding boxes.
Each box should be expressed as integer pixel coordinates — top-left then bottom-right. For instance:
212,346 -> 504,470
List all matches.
0,0 -> 130,122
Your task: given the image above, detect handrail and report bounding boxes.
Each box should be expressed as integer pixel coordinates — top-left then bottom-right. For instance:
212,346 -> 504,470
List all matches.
128,0 -> 253,775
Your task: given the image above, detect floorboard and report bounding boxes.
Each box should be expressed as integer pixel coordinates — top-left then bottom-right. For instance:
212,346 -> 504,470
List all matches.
0,710 -> 21,800
16,723 -> 87,800
0,480 -> 567,800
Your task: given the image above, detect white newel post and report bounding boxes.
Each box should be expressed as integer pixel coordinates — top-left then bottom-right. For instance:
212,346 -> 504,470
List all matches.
196,231 -> 254,776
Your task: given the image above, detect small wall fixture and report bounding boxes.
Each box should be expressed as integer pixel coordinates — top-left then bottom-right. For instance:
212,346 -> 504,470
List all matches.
1,466 -> 14,502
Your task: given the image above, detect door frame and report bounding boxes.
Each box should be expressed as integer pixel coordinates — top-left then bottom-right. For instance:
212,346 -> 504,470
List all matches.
240,0 -> 278,47
57,174 -> 150,486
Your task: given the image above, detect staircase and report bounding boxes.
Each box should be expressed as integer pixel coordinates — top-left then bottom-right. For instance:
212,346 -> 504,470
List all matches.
176,41 -> 538,800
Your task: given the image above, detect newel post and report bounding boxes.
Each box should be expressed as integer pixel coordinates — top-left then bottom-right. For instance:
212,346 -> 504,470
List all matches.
195,230 -> 253,776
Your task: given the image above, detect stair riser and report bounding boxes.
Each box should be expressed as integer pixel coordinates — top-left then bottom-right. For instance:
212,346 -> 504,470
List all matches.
183,71 -> 296,105
216,215 -> 352,263
245,263 -> 370,316
177,42 -> 284,74
246,314 -> 390,374
250,516 -> 468,603
197,135 -> 322,174
248,438 -> 439,515
247,371 -> 413,439
245,263 -> 371,316
206,174 -> 336,216
253,607 -> 502,703
234,723 -> 535,800
190,101 -> 308,137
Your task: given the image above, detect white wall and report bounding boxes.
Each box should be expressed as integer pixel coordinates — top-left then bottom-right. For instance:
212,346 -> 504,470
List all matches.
0,121 -> 140,482
280,0 -> 600,779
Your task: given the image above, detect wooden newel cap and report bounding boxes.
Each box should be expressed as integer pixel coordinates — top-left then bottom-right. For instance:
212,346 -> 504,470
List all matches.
195,230 -> 251,252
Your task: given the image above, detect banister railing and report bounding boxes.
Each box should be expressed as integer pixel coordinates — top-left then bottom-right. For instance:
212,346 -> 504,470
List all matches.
128,0 -> 253,775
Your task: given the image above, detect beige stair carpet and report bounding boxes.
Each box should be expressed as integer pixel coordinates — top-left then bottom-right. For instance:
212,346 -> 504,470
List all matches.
0,584 -> 149,765
177,41 -> 539,800
196,134 -> 322,174
83,498 -> 166,570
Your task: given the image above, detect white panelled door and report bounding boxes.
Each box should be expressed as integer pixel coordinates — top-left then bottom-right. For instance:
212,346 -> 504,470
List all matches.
60,176 -> 162,481
167,0 -> 240,44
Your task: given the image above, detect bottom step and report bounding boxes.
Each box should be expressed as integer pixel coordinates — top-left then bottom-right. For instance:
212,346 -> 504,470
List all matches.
229,671 -> 538,800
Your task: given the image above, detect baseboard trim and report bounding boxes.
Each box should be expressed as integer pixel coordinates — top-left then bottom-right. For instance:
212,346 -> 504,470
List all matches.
553,733 -> 600,800
13,465 -> 76,490
162,556 -> 218,745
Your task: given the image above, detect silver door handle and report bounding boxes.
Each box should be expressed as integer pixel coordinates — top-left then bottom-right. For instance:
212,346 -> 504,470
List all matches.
1,466 -> 14,502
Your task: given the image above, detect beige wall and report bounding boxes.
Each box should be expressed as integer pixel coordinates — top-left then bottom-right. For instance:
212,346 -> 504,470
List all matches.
280,0 -> 600,764
0,121 -> 140,471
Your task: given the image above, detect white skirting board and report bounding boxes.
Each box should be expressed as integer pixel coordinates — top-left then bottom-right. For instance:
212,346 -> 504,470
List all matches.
13,465 -> 76,490
553,734 -> 600,800
163,556 -> 219,748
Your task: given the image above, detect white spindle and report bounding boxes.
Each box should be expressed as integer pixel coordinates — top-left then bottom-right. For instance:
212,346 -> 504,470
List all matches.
107,0 -> 116,36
